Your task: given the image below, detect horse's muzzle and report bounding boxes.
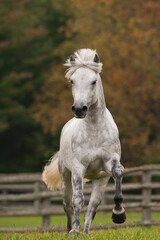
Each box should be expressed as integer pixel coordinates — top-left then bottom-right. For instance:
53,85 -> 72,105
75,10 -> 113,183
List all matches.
72,104 -> 88,118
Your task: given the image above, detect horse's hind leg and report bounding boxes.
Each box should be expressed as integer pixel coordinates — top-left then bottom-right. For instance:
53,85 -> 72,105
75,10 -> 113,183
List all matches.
111,159 -> 126,224
84,177 -> 109,235
61,169 -> 73,233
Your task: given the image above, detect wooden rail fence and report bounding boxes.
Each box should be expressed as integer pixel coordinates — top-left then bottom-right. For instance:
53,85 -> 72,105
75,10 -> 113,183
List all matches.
0,164 -> 160,232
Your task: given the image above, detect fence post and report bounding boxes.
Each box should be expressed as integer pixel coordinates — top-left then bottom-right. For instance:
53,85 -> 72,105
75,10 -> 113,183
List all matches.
34,182 -> 40,209
2,190 -> 7,205
142,170 -> 151,224
34,182 -> 50,227
42,197 -> 51,228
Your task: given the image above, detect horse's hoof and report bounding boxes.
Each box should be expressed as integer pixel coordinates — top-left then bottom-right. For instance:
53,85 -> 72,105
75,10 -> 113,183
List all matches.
83,232 -> 89,237
112,210 -> 126,224
68,230 -> 80,237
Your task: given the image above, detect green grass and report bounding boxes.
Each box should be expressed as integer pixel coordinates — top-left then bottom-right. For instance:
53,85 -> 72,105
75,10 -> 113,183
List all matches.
0,227 -> 160,240
0,212 -> 159,228
0,213 -> 159,239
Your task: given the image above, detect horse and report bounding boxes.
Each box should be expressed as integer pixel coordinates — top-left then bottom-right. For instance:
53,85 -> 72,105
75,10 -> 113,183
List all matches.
42,49 -> 126,236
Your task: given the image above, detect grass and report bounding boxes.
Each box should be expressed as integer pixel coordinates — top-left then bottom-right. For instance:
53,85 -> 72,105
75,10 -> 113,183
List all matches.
0,213 -> 159,239
0,227 -> 160,240
0,212 -> 159,227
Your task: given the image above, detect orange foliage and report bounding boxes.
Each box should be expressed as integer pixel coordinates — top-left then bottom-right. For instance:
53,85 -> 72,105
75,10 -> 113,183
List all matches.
34,0 -> 160,166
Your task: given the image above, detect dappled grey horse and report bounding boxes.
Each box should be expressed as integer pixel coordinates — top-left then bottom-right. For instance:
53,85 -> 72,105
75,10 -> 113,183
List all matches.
42,49 -> 126,236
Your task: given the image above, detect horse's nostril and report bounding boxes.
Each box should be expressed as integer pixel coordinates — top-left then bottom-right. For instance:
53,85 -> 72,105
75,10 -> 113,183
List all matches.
72,105 -> 75,112
82,106 -> 88,112
72,104 -> 87,117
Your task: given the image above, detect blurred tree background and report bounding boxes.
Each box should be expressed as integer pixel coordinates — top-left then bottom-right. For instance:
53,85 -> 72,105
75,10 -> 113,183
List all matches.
0,0 -> 159,173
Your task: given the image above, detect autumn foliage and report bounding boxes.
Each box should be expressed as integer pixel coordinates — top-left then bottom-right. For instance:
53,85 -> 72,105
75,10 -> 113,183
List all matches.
0,0 -> 159,172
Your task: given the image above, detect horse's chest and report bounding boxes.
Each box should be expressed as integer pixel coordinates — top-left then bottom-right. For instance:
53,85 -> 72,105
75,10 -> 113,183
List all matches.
71,128 -> 120,167
72,129 -> 115,152
72,129 -> 106,149
72,139 -> 108,165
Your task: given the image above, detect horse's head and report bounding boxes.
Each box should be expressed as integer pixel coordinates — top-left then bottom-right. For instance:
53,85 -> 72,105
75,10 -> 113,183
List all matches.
70,67 -> 99,118
64,49 -> 103,118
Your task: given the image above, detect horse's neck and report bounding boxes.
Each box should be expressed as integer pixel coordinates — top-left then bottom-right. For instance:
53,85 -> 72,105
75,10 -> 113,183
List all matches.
84,75 -> 106,128
97,75 -> 106,110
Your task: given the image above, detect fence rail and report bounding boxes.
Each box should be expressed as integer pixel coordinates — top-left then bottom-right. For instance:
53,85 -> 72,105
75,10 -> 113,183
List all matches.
0,164 -> 160,232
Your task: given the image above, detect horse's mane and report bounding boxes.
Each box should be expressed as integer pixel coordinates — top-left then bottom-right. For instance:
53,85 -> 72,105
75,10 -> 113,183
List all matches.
64,49 -> 103,79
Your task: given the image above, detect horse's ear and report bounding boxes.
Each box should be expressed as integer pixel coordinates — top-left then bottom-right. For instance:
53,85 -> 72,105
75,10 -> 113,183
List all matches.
94,53 -> 100,63
69,55 -> 75,62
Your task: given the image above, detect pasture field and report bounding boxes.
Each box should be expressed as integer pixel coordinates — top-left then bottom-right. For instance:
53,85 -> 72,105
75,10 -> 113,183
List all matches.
0,212 -> 159,227
0,227 -> 160,240
0,212 -> 160,240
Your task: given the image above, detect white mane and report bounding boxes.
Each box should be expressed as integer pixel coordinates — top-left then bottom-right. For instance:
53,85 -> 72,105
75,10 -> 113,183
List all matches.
64,49 -> 103,79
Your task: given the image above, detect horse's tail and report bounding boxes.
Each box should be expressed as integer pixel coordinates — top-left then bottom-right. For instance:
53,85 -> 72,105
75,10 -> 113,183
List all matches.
42,152 -> 62,191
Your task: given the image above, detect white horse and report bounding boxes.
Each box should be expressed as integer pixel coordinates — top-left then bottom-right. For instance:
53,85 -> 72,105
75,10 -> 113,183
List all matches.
42,49 -> 126,236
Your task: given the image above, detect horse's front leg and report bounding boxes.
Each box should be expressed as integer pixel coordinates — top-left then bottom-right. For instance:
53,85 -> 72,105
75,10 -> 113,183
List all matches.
111,159 -> 126,224
84,177 -> 109,235
68,168 -> 84,237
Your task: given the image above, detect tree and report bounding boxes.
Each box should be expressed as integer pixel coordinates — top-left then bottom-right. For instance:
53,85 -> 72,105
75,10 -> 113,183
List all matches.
0,0 -> 71,172
1,0 -> 159,172
35,0 -> 160,167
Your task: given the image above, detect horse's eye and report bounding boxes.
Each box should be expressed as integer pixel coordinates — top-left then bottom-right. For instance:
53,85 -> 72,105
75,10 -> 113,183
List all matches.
91,81 -> 97,85
70,80 -> 74,84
